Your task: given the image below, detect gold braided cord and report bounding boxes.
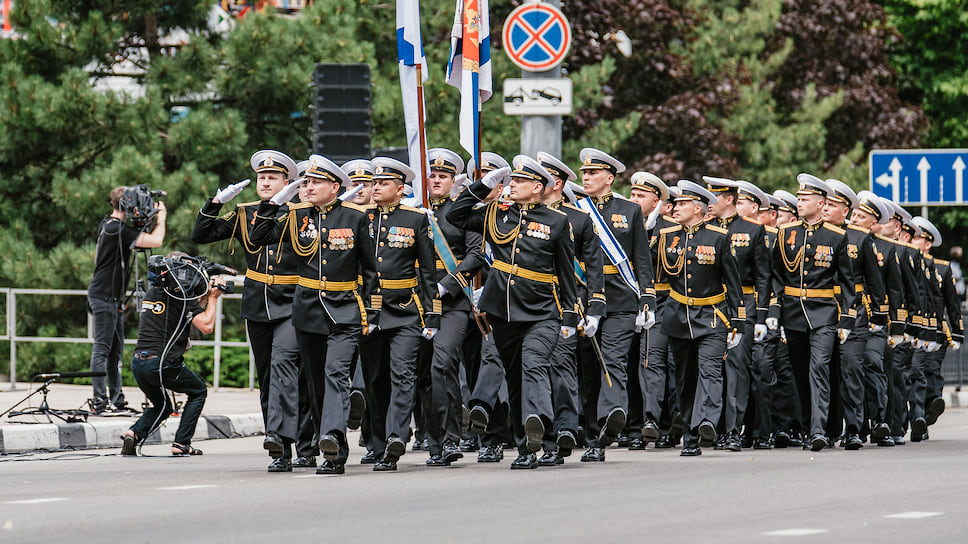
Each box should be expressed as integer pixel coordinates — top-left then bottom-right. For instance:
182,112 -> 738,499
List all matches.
286,209 -> 319,257
779,229 -> 804,273
658,232 -> 684,276
229,209 -> 267,256
485,202 -> 521,245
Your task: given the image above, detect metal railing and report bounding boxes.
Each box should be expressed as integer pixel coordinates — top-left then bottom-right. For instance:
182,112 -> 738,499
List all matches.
0,287 -> 253,391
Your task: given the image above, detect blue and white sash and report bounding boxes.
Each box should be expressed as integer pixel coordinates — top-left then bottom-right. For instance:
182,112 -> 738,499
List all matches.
575,198 -> 640,296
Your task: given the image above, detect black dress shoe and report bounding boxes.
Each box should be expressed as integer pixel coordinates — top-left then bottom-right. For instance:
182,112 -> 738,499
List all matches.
809,434 -> 828,452
773,430 -> 790,448
556,430 -> 577,453
510,453 -> 538,469
876,436 -> 895,447
926,397 -> 945,426
373,459 -> 397,471
599,408 -> 627,447
318,434 -> 340,461
871,422 -> 891,441
654,435 -> 674,449
641,419 -> 661,441
292,456 -> 317,468
384,437 -> 406,463
360,450 -> 380,464
263,433 -> 285,459
741,435 -> 753,449
576,426 -> 587,448
426,454 -> 451,467
680,446 -> 702,456
892,435 -> 906,446
911,417 -> 927,440
316,460 -> 345,475
788,433 -> 803,448
524,414 -> 545,453
726,432 -> 742,452
347,389 -> 366,430
538,451 -> 563,466
617,434 -> 631,448
442,442 -> 464,464
477,445 -> 502,463
468,405 -> 489,434
698,421 -> 717,447
267,457 -> 292,472
752,438 -> 771,450
844,433 -> 864,450
628,438 -> 646,450
712,434 -> 727,450
459,437 -> 479,452
411,438 -> 425,452
580,447 -> 605,462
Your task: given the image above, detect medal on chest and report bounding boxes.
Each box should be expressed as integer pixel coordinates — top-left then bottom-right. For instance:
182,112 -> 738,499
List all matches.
730,232 -> 750,248
526,221 -> 551,240
813,245 -> 833,267
696,245 -> 716,265
611,213 -> 628,229
387,226 -> 415,248
299,217 -> 318,240
328,228 -> 355,250
847,243 -> 858,260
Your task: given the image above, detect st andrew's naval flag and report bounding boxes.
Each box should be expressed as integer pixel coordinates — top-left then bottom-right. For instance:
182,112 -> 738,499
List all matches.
446,0 -> 493,163
397,0 -> 429,199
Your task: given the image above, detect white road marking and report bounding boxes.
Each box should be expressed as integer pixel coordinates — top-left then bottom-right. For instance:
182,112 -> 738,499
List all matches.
763,528 -> 829,537
2,498 -> 69,505
157,485 -> 217,491
884,511 -> 943,519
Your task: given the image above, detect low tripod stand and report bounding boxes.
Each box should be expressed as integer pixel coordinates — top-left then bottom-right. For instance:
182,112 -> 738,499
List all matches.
1,378 -> 91,423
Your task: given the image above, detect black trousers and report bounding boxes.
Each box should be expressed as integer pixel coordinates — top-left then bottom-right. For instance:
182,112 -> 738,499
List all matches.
296,324 -> 361,464
490,318 -> 559,456
88,295 -> 127,407
469,332 -> 511,446
247,319 -> 301,447
625,331 -> 646,438
360,325 -> 422,455
425,311 -> 469,455
909,344 -> 946,424
579,312 -> 636,447
836,326 -> 868,434
669,332 -> 726,448
770,336 -> 801,433
722,318 -> 754,435
786,325 -> 836,437
926,344 -> 947,405
130,355 -> 207,447
543,328 -> 579,451
886,342 -> 914,435
748,329 -> 778,439
862,327 -> 889,425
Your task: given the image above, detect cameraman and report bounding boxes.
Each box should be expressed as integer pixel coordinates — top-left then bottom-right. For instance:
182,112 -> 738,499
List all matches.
120,252 -> 224,456
88,186 -> 167,414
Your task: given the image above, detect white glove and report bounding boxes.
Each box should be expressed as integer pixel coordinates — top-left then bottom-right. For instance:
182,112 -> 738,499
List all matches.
925,341 -> 940,352
421,327 -> 438,340
481,166 -> 511,189
950,340 -> 961,351
914,339 -> 925,350
727,330 -> 743,350
214,179 -> 250,204
870,324 -> 884,333
472,287 -> 483,306
903,333 -> 914,345
365,324 -> 377,335
270,179 -> 302,205
582,315 -> 601,337
765,317 -> 778,331
888,335 -> 904,347
780,327 -> 787,343
437,283 -> 448,297
339,183 -> 364,202
560,326 -> 576,339
754,324 -> 767,342
643,310 -> 656,330
838,328 -> 850,344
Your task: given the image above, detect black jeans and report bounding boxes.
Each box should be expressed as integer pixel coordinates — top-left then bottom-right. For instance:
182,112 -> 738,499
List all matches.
88,295 -> 126,406
130,354 -> 207,446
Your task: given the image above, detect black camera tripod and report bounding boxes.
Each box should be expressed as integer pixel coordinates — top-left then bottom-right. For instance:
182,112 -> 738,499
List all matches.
1,377 -> 92,423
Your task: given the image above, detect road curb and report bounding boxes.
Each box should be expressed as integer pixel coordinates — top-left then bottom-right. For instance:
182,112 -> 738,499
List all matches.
0,413 -> 264,454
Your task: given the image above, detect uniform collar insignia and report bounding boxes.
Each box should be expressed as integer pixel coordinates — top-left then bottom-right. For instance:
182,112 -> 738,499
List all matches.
379,201 -> 402,213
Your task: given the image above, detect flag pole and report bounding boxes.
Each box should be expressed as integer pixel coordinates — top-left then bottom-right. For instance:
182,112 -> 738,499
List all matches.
416,64 -> 429,208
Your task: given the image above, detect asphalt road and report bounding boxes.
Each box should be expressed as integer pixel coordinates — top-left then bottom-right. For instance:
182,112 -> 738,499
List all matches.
3,410 -> 968,544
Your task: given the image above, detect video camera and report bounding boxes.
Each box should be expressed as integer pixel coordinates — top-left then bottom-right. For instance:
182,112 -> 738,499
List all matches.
120,184 -> 167,230
146,254 -> 236,300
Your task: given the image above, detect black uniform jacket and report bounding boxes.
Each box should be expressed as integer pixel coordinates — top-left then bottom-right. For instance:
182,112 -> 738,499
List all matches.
656,221 -> 742,340
842,224 -> 888,327
716,214 -> 770,324
192,199 -> 300,323
577,194 -> 656,316
933,258 -> 965,344
250,199 -> 378,332
650,214 -> 679,321
871,234 -> 906,336
365,201 -> 440,330
447,179 -> 578,327
896,241 -> 929,338
428,196 -> 486,314
771,220 -> 856,332
549,198 -> 606,318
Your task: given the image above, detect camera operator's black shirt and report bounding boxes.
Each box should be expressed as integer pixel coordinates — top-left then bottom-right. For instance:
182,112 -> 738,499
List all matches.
134,286 -> 203,362
89,216 -> 140,300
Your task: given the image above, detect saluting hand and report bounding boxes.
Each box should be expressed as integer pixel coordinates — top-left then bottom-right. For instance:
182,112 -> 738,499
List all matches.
270,178 -> 302,205
214,179 -> 251,204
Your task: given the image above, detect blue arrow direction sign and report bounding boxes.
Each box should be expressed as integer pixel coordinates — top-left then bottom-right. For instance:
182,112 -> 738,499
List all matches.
869,149 -> 968,205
